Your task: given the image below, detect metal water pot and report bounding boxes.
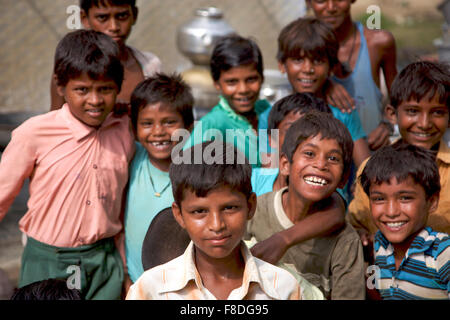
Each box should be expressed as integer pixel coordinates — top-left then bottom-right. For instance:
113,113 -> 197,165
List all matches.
176,7 -> 235,66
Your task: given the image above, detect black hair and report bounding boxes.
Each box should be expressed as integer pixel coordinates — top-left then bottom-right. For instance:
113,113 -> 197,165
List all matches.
10,279 -> 83,300
360,143 -> 441,200
54,30 -> 123,89
390,60 -> 450,111
170,141 -> 253,205
80,0 -> 137,13
130,73 -> 194,130
281,111 -> 354,184
142,207 -> 190,270
277,17 -> 339,68
268,92 -> 331,131
210,34 -> 264,82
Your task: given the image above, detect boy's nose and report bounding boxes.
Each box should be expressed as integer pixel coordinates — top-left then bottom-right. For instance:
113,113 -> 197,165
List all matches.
236,81 -> 249,93
151,123 -> 164,135
300,59 -> 314,74
208,211 -> 226,233
108,18 -> 120,33
87,92 -> 104,106
385,200 -> 400,218
417,113 -> 432,130
326,0 -> 337,11
313,156 -> 328,170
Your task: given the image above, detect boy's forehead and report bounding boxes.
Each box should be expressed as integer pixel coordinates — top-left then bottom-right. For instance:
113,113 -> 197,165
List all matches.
369,175 -> 424,193
67,72 -> 117,85
296,134 -> 342,152
87,1 -> 134,12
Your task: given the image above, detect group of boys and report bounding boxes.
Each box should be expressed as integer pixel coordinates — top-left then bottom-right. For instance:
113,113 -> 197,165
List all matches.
0,0 -> 449,301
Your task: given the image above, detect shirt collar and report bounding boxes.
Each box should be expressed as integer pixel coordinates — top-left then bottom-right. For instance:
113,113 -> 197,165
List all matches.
437,138 -> 450,164
60,103 -> 122,141
158,240 -> 281,299
217,95 -> 268,125
375,227 -> 434,257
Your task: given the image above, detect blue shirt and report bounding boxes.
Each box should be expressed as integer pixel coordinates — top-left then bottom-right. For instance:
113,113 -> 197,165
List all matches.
329,104 -> 366,142
374,227 -> 450,300
331,22 -> 383,136
124,142 -> 174,282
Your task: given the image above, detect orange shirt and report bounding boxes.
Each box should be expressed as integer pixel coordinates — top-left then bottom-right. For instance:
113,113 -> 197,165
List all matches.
0,104 -> 135,248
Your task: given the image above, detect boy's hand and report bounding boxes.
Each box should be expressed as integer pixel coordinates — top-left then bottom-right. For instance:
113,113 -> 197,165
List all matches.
250,233 -> 289,265
367,123 -> 391,151
325,80 -> 355,113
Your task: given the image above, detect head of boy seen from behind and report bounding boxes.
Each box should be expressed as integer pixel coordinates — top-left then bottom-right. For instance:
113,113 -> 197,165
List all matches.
387,61 -> 450,150
360,144 -> 440,251
80,0 -> 137,48
268,92 -> 331,151
277,17 -> 339,96
210,35 -> 264,116
169,141 -> 256,260
280,111 -> 353,202
130,73 -> 194,172
54,30 -> 123,128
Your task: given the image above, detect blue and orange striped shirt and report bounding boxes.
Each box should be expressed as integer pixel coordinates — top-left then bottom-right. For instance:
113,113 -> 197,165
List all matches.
374,227 -> 449,300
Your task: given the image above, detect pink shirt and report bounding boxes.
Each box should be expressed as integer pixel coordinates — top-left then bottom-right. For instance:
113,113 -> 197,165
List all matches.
0,104 -> 135,248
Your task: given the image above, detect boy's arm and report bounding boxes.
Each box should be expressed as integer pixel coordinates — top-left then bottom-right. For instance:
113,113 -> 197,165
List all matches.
50,74 -> 65,111
378,30 -> 397,94
353,138 -> 371,169
0,129 -> 35,221
250,192 -> 345,265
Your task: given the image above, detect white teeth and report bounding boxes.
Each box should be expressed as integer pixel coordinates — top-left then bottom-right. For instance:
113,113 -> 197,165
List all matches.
151,141 -> 170,146
413,132 -> 432,137
386,222 -> 406,228
304,176 -> 327,186
300,79 -> 314,83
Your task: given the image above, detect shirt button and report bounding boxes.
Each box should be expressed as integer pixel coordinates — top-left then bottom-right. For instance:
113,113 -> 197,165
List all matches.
86,200 -> 91,205
93,164 -> 98,169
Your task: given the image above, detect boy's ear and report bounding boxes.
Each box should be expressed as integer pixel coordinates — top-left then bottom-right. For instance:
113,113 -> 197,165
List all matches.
385,104 -> 397,125
246,192 -> 257,221
172,202 -> 186,230
428,193 -> 439,214
80,9 -> 91,29
54,75 -> 65,98
279,153 -> 291,177
213,81 -> 221,92
278,61 -> 286,74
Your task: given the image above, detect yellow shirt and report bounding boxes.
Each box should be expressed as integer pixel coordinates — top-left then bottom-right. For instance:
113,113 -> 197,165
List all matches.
347,139 -> 450,235
126,241 -> 301,300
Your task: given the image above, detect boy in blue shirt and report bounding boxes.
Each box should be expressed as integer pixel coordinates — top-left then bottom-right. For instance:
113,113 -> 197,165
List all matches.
125,73 -> 194,283
360,144 -> 449,299
185,35 -> 271,167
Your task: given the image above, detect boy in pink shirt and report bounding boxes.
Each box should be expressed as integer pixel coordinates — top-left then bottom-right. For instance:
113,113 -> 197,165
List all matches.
0,30 -> 135,299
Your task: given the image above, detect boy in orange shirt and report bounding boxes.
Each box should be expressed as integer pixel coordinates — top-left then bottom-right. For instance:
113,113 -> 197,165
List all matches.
0,30 -> 135,299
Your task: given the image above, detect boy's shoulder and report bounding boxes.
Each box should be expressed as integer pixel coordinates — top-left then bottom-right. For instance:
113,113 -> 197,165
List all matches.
12,110 -> 60,137
363,26 -> 396,51
128,46 -> 161,78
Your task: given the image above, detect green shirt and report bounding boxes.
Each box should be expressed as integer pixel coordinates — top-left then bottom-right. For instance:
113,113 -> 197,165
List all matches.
185,96 -> 271,167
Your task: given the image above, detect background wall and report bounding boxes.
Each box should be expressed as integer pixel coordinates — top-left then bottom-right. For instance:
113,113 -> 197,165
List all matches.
0,0 -> 445,113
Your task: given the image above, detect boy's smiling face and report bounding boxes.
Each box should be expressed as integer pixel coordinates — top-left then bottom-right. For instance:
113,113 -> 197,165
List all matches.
368,176 -> 438,249
388,93 -> 449,150
58,72 -> 118,128
280,54 -> 330,96
214,63 -> 263,116
136,103 -> 185,171
172,186 -> 256,260
307,0 -> 354,30
81,3 -> 136,48
280,134 -> 344,202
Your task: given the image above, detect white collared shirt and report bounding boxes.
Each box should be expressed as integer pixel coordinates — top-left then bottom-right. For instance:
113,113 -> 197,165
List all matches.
126,241 -> 301,300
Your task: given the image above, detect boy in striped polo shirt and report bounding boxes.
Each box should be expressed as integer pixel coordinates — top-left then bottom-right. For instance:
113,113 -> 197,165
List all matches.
360,144 -> 449,299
